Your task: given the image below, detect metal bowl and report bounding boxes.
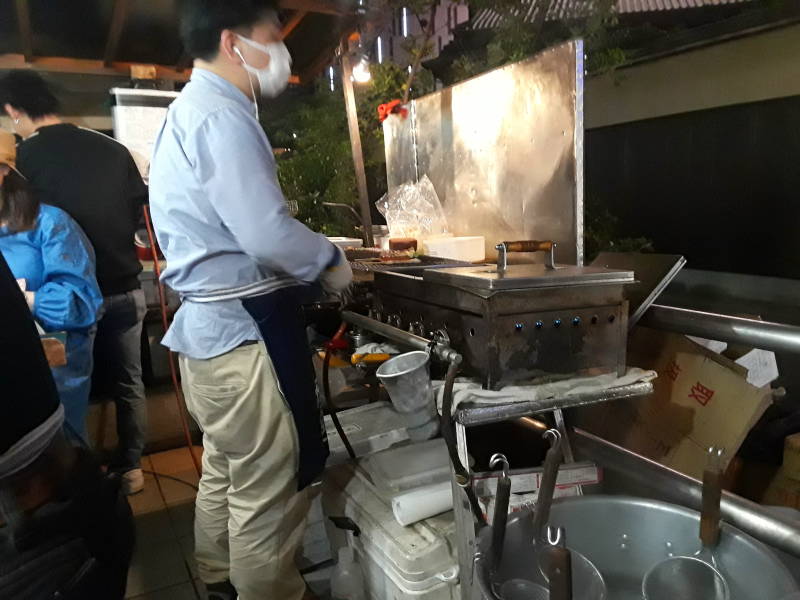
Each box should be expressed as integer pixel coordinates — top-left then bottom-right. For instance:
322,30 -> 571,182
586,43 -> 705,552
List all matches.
547,496 -> 799,600
477,496 -> 799,600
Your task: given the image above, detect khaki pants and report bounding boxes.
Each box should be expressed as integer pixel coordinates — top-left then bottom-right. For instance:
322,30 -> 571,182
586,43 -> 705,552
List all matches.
179,343 -> 310,600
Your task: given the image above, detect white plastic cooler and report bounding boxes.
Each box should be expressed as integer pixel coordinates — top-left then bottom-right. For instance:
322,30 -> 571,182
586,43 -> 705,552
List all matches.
323,462 -> 460,600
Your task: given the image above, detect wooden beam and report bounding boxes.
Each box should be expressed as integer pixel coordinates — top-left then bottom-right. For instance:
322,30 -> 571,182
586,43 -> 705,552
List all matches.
104,0 -> 130,67
14,0 -> 33,62
0,54 -> 303,85
281,11 -> 307,39
278,0 -> 346,16
0,54 -> 191,81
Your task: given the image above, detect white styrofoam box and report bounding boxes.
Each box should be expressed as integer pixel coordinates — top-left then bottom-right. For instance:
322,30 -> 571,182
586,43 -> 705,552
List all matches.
323,463 -> 460,600
325,402 -> 409,466
362,438 -> 450,494
423,236 -> 485,262
328,236 -> 364,249
299,403 -> 409,568
298,493 -> 332,569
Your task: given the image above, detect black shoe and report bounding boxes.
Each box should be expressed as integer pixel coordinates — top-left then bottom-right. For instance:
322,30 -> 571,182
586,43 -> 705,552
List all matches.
205,580 -> 237,600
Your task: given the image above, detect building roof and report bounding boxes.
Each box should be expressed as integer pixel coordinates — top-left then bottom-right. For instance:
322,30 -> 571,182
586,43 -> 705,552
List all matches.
0,0 -> 355,84
471,0 -> 753,30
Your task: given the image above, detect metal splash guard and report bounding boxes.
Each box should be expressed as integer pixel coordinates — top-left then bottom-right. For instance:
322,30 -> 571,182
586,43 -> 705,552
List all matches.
384,40 -> 585,265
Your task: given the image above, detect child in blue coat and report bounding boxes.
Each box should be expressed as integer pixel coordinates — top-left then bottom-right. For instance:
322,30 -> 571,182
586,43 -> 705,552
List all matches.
0,130 -> 102,441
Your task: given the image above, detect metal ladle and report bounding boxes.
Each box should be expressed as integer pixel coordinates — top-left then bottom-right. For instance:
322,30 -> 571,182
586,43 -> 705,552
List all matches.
642,447 -> 730,600
532,430 -> 607,600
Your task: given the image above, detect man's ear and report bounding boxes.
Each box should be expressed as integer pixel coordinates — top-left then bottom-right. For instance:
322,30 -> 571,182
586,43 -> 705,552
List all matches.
219,29 -> 241,64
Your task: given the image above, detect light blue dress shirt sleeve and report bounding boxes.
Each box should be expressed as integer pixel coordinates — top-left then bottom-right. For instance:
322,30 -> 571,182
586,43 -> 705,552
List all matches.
189,108 -> 336,282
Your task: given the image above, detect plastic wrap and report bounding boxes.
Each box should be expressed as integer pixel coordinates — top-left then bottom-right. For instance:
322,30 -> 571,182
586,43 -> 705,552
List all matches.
375,176 -> 449,240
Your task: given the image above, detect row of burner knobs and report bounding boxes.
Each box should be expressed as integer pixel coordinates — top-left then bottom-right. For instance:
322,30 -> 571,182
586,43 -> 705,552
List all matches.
369,309 -> 618,339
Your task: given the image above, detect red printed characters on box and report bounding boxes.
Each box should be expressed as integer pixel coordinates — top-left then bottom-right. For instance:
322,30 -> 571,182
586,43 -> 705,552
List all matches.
689,381 -> 715,406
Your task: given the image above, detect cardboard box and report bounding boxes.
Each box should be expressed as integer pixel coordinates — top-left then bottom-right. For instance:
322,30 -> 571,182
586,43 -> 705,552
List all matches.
783,433 -> 800,481
573,328 -> 775,479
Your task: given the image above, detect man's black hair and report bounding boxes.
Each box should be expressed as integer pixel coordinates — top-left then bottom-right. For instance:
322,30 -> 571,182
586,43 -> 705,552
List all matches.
180,0 -> 280,61
0,71 -> 60,120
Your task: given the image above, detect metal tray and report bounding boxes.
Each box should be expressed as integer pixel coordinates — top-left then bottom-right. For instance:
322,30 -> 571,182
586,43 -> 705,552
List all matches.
423,263 -> 634,291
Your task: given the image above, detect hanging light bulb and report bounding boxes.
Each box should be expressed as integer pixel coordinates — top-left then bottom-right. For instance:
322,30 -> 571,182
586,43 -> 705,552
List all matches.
352,55 -> 372,83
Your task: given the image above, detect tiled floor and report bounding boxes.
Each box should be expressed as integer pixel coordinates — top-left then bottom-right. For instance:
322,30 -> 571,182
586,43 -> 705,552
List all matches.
126,446 -> 331,600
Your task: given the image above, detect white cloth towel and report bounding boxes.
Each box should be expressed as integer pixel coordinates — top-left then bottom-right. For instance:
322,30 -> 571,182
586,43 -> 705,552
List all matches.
434,367 -> 657,412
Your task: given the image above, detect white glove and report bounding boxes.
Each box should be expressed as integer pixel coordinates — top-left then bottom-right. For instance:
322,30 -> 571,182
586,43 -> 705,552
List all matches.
320,246 -> 353,294
16,279 -> 34,310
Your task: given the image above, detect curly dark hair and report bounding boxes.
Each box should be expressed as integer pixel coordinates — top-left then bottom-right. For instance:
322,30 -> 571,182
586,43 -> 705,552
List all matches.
1,169 -> 40,233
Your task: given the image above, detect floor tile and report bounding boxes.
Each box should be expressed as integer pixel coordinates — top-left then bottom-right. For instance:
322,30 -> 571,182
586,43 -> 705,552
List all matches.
128,458 -> 166,517
168,502 -> 195,537
128,581 -> 198,600
134,508 -> 177,545
151,447 -> 201,507
178,534 -> 198,579
126,536 -> 192,597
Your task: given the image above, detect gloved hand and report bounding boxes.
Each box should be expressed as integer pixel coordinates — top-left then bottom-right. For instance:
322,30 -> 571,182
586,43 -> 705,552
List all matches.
17,278 -> 34,310
319,246 -> 353,294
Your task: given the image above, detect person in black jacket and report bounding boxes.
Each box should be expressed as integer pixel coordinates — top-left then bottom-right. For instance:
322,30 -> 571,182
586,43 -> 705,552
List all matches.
0,71 -> 149,495
0,252 -> 135,599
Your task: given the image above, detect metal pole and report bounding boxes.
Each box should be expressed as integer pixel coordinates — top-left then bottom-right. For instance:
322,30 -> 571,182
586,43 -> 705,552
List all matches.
640,304 -> 800,355
340,45 -> 374,247
342,310 -> 461,364
572,428 -> 800,558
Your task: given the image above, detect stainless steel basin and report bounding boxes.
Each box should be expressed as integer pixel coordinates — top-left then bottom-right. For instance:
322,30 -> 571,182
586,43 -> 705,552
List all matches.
479,495 -> 799,600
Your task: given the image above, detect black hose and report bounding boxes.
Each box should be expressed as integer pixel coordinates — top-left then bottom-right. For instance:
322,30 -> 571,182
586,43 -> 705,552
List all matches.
322,345 -> 357,461
440,359 -> 486,525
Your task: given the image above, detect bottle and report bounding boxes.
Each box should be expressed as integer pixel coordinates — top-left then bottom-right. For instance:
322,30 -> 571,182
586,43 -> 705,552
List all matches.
331,546 -> 366,600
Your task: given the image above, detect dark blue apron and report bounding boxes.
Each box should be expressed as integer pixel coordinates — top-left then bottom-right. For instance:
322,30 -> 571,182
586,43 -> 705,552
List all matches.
241,285 -> 329,490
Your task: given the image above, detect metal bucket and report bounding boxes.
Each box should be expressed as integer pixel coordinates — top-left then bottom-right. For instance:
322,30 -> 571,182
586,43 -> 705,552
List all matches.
376,351 -> 439,441
476,496 -> 799,600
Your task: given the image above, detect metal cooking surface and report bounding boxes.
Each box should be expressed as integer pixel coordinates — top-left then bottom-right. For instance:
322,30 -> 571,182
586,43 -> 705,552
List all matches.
350,255 -> 469,273
422,264 -> 634,290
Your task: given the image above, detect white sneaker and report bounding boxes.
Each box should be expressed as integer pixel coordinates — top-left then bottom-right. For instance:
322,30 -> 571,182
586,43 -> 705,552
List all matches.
121,468 -> 145,495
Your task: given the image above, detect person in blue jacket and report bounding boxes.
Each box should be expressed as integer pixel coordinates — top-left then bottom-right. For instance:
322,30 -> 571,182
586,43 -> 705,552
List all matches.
0,130 -> 102,441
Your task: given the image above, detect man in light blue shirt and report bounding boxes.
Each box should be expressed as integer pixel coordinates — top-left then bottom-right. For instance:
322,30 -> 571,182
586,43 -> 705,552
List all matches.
149,2 -> 351,599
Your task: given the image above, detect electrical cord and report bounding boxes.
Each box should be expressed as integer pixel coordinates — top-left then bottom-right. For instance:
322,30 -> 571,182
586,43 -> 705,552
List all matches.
441,359 -> 486,525
142,205 -> 202,478
322,322 -> 357,461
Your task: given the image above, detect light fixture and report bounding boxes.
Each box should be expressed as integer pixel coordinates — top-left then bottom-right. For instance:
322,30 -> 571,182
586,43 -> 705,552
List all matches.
402,7 -> 409,37
352,55 -> 372,84
329,66 -> 335,91
377,36 -> 383,64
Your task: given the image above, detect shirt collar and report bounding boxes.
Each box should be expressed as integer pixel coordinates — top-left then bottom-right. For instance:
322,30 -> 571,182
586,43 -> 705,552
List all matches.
190,68 -> 255,114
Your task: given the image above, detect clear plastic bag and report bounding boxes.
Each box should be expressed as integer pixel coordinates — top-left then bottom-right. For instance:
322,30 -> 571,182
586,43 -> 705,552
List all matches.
375,176 -> 449,240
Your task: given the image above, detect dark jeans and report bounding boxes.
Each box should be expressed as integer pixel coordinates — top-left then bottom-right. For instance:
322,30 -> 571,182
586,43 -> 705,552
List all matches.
93,289 -> 147,471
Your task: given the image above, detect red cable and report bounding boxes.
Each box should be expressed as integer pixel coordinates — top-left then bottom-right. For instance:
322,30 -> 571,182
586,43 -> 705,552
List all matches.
142,205 -> 202,477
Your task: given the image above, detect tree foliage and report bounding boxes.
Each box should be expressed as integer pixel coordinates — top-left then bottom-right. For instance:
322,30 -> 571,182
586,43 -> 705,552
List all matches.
266,62 -> 433,236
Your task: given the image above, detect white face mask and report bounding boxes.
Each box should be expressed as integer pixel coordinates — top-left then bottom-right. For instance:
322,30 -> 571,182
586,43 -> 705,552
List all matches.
235,35 -> 292,100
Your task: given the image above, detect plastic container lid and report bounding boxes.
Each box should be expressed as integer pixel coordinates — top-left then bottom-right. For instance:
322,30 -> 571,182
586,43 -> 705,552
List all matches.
362,438 -> 451,493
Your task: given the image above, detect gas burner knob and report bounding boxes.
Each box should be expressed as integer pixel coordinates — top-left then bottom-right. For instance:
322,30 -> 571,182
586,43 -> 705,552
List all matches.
553,319 -> 562,328
572,317 -> 581,326
515,323 -> 524,332
535,320 -> 544,329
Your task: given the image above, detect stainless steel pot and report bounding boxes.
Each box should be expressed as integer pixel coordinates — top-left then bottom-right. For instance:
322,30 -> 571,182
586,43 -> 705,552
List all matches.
476,495 -> 799,600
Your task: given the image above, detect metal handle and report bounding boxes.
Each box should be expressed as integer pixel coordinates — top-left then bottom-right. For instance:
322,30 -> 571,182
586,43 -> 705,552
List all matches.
700,447 -> 725,548
489,453 -> 512,571
503,240 -> 555,253
532,429 -> 563,541
495,240 -> 557,273
546,543 -> 573,600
